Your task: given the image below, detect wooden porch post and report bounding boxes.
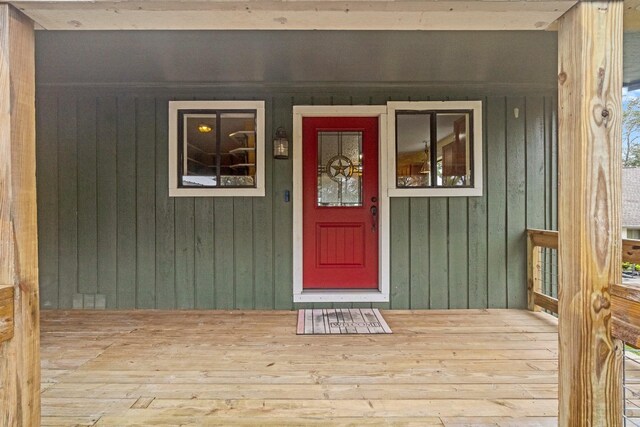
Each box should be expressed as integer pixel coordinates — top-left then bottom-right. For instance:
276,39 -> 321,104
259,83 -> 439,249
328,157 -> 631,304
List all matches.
0,4 -> 41,426
557,1 -> 623,425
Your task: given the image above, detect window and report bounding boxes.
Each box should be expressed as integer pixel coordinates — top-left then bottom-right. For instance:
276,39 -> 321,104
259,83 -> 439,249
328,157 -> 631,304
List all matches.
628,229 -> 640,240
387,101 -> 483,197
169,101 -> 265,197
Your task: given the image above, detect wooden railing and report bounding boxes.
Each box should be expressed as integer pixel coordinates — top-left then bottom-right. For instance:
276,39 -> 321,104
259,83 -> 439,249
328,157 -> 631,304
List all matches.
527,229 -> 559,313
611,283 -> 640,348
527,228 -> 640,346
0,286 -> 14,344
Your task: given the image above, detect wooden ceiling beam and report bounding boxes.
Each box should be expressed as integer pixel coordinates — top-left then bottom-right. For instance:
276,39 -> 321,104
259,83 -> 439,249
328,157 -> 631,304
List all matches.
9,0 -> 577,30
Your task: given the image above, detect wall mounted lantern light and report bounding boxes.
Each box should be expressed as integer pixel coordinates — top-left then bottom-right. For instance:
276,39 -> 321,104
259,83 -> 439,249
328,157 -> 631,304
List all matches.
273,127 -> 289,159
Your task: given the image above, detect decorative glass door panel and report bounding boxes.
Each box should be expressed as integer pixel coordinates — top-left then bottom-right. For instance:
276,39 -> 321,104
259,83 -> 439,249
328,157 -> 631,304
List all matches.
317,131 -> 363,207
302,117 -> 379,289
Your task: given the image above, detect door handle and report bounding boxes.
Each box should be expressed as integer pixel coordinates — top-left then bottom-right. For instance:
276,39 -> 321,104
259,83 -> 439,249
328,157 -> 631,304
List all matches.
370,205 -> 378,232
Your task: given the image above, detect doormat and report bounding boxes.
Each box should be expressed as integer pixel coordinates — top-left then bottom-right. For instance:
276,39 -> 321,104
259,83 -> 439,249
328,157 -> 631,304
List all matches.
296,308 -> 392,335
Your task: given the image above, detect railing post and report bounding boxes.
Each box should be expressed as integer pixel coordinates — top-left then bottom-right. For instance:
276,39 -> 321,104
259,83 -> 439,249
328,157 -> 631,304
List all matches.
557,1 -> 623,425
527,232 -> 541,312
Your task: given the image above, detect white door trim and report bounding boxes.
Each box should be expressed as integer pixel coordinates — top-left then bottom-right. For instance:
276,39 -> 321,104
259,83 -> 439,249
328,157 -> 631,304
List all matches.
292,105 -> 390,303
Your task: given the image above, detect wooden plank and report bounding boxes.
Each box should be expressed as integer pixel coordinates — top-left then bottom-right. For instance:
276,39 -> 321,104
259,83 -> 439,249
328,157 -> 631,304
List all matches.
36,93 -> 59,309
527,229 -> 558,302
441,417 -> 558,426
486,96 -> 507,308
611,318 -> 640,348
214,198 -> 234,309
543,96 -> 558,300
611,283 -> 640,303
76,96 -> 98,296
390,198 -> 410,309
533,292 -> 558,315
175,198 -> 195,309
448,197 -> 468,309
273,95 -> 293,310
94,416 -> 441,426
57,95 -> 78,309
125,397 -> 557,417
116,96 -> 137,309
557,2 -> 624,424
11,1 -> 576,31
154,96 -> 176,309
0,6 -> 40,424
41,416 -> 98,426
506,97 -> 527,309
0,286 -> 14,343
467,97 -> 488,309
407,198 -> 428,309
527,236 -> 543,312
135,97 -> 157,309
194,198 -> 215,309
526,96 -> 547,231
623,238 -> 640,264
96,96 -> 118,309
234,197 -> 254,309
429,198 -> 448,309
41,380 -> 559,400
544,96 -> 557,233
131,397 -> 155,409
527,229 -> 558,249
526,96 -> 547,311
253,96 -> 274,309
611,286 -> 640,346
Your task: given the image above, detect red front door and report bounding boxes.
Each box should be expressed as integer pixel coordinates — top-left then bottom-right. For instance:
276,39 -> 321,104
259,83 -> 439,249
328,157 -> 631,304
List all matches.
302,117 -> 379,289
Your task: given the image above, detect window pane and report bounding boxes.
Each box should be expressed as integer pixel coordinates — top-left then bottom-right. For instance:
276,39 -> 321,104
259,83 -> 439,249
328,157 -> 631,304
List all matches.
220,112 -> 257,187
317,131 -> 362,207
396,112 -> 431,188
436,113 -> 471,187
182,113 -> 217,187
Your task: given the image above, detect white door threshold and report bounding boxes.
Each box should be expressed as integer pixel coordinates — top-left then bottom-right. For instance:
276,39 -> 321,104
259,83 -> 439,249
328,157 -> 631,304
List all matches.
294,289 -> 389,303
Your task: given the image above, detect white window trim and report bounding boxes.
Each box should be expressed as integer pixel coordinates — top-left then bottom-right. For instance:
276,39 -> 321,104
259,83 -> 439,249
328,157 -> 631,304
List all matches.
292,105 -> 389,303
168,100 -> 266,197
387,101 -> 483,197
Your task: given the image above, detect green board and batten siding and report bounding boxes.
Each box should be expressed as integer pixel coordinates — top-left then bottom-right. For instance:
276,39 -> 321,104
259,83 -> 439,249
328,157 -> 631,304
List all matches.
36,87 -> 557,310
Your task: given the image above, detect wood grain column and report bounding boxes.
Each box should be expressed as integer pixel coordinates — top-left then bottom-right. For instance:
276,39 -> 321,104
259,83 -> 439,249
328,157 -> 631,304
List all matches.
557,1 -> 623,425
0,4 -> 40,426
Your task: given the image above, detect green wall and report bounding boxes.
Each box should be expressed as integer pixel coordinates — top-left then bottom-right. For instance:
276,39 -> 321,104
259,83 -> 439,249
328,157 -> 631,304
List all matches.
36,86 -> 557,310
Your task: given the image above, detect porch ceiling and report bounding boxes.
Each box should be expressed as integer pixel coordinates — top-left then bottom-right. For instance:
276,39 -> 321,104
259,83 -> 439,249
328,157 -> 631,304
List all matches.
11,0 -> 578,31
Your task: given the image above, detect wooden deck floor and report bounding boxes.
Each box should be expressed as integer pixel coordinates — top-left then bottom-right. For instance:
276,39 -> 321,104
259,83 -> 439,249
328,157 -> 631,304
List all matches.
40,309 -> 561,426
